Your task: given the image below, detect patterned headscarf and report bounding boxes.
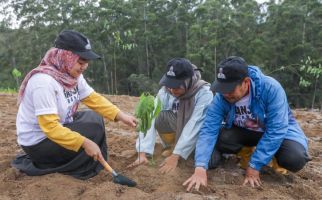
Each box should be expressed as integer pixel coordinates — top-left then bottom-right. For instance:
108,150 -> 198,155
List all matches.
17,47 -> 80,104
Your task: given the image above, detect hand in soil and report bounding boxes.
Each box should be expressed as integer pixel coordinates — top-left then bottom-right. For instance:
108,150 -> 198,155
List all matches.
183,167 -> 207,192
127,152 -> 148,168
159,154 -> 179,174
243,167 -> 262,187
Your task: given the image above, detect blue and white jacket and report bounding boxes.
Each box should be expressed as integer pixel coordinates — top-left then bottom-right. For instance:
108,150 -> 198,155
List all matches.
136,85 -> 213,159
195,66 -> 308,170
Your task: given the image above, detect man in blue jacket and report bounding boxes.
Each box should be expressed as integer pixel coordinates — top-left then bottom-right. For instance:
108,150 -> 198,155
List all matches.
183,56 -> 310,191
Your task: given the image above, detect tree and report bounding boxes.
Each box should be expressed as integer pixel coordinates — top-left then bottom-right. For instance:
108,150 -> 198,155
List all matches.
299,56 -> 322,109
1,0 -> 321,107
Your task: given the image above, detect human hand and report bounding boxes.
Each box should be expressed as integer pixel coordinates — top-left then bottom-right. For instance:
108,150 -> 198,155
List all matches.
159,154 -> 179,174
82,138 -> 104,161
183,167 -> 207,191
127,152 -> 149,168
115,111 -> 138,127
243,167 -> 261,187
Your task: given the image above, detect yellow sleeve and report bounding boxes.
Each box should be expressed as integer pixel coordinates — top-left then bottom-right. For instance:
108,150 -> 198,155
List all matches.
81,91 -> 120,121
38,114 -> 85,152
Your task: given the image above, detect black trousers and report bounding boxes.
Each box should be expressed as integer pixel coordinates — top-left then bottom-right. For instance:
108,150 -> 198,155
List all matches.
209,126 -> 310,172
12,110 -> 107,180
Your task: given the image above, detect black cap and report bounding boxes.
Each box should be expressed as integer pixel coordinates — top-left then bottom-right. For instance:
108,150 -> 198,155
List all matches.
159,58 -> 194,88
211,56 -> 248,94
54,30 -> 101,60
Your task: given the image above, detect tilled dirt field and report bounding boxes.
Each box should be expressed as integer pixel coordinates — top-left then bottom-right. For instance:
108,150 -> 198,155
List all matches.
0,93 -> 321,200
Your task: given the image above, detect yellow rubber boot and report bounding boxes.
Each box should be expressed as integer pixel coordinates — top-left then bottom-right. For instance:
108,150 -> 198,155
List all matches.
159,133 -> 175,157
237,147 -> 255,169
268,158 -> 288,175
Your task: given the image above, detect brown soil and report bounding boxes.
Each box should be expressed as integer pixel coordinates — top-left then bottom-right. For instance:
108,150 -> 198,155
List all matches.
0,93 -> 321,200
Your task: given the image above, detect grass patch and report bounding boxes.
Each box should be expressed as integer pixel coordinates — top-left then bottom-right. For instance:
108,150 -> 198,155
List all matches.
0,88 -> 17,94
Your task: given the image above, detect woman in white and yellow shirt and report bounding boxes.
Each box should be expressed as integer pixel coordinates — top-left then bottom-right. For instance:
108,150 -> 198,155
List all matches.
12,30 -> 137,179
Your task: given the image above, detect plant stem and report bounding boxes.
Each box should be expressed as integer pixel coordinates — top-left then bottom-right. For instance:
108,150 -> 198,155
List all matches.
138,133 -> 141,164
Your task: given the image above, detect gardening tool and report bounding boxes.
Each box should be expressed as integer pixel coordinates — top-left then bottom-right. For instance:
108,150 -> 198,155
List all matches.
99,158 -> 137,187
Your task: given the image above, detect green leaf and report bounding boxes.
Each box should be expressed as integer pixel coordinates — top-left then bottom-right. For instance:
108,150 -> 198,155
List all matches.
134,93 -> 162,136
12,68 -> 22,78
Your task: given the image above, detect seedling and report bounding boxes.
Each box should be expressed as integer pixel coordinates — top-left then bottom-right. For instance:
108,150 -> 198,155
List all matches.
134,93 -> 162,165
135,93 -> 161,136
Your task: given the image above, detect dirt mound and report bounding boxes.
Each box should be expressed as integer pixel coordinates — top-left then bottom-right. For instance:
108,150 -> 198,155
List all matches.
0,93 -> 321,200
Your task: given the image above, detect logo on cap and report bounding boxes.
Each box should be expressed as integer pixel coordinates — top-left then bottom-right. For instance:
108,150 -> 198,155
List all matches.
217,68 -> 226,79
167,66 -> 176,77
85,39 -> 91,50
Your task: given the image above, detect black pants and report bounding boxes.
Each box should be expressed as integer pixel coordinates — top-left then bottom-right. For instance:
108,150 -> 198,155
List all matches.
209,126 -> 310,172
12,110 -> 107,179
